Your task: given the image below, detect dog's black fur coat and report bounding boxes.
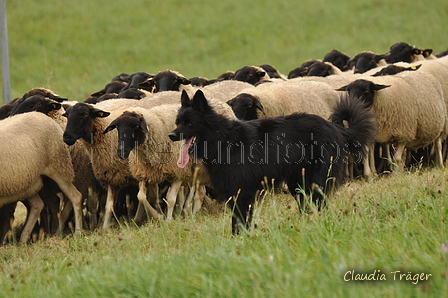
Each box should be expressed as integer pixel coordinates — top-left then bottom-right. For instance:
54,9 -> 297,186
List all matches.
169,90 -> 375,233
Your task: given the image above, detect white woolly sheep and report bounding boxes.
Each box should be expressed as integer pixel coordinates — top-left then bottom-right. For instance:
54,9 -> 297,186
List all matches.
11,96 -> 105,232
227,80 -> 337,121
0,112 -> 83,243
63,101 -> 144,230
103,104 -> 192,220
102,91 -> 237,220
394,55 -> 448,161
337,71 -> 447,177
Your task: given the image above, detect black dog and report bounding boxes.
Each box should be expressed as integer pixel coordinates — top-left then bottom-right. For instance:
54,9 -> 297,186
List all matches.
169,90 -> 375,233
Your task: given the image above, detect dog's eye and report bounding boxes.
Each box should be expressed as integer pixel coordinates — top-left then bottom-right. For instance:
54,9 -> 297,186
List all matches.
185,121 -> 193,127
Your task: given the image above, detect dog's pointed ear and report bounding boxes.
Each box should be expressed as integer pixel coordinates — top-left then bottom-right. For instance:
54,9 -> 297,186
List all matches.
192,90 -> 209,112
180,90 -> 191,108
335,84 -> 348,91
103,118 -> 118,134
139,117 -> 150,135
252,97 -> 265,114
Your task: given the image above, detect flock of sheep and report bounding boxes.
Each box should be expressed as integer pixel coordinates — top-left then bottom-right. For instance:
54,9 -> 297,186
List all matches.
1,41 -> 448,244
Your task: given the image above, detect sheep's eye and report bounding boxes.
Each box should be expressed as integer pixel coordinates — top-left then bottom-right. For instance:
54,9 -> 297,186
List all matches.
247,104 -> 253,108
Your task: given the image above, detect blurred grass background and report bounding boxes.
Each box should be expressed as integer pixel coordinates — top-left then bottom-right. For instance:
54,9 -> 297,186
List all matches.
1,0 -> 448,103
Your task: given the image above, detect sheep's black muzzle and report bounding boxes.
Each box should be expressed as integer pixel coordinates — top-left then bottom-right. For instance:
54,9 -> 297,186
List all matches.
63,132 -> 77,146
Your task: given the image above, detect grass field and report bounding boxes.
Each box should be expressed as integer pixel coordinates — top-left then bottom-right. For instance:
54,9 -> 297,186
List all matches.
0,168 -> 447,297
2,0 -> 448,103
1,1 -> 448,297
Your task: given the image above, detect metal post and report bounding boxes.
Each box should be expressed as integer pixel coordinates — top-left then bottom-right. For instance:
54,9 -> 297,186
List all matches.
1,0 -> 11,104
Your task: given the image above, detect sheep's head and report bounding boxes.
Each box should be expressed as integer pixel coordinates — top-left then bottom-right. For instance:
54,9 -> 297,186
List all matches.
323,50 -> 351,71
63,103 -> 110,145
233,66 -> 266,85
91,81 -> 126,97
226,93 -> 264,120
371,64 -> 422,77
336,79 -> 390,109
141,70 -> 191,93
387,42 -> 424,63
21,88 -> 67,102
307,61 -> 335,77
10,95 -> 61,116
259,64 -> 283,79
352,52 -> 387,74
103,111 -> 149,160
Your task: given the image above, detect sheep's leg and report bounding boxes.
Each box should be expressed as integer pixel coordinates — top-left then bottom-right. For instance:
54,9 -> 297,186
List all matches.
442,140 -> 447,165
385,144 -> 393,166
101,185 -> 115,230
363,145 -> 373,179
192,185 -> 205,215
434,137 -> 444,167
56,195 -> 73,235
134,202 -> 146,223
392,143 -> 406,172
19,193 -> 44,244
165,180 -> 182,220
135,181 -> 161,222
368,144 -> 377,175
53,179 -> 83,235
173,185 -> 185,218
87,187 -> 99,229
183,184 -> 195,217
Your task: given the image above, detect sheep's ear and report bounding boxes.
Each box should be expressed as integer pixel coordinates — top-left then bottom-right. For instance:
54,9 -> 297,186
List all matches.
375,54 -> 388,62
373,84 -> 391,91
139,118 -> 150,135
91,108 -> 110,118
422,49 -> 433,58
413,49 -> 422,55
138,78 -> 154,89
91,89 -> 106,97
49,102 -> 62,111
103,119 -> 118,134
252,98 -> 265,114
62,107 -> 70,117
410,64 -> 422,71
256,71 -> 266,78
179,77 -> 191,85
335,85 -> 349,91
180,90 -> 191,107
192,90 -> 209,112
226,99 -> 233,107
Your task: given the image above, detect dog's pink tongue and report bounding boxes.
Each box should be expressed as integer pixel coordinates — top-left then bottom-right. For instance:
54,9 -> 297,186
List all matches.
177,137 -> 193,168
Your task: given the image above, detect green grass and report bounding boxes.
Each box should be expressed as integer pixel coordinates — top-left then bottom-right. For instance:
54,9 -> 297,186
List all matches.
2,0 -> 448,102
1,168 -> 447,297
1,1 -> 448,297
